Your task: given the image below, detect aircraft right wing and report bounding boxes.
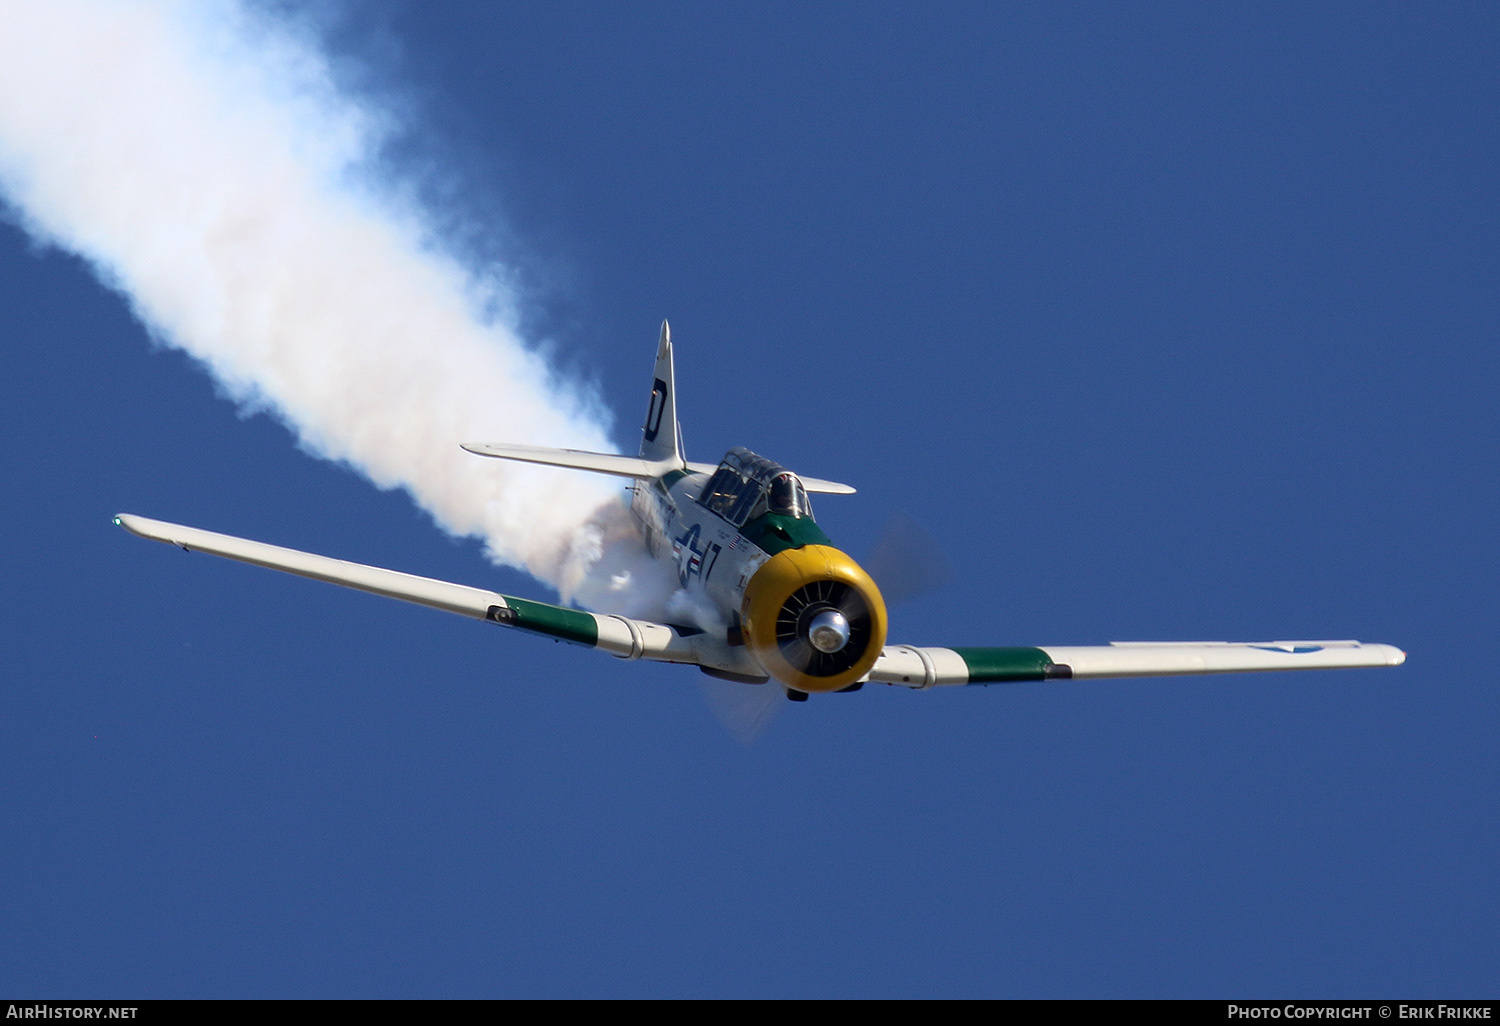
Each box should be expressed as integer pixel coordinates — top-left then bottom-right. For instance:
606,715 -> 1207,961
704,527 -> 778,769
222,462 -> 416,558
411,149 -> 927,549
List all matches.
114,513 -> 764,678
866,641 -> 1405,689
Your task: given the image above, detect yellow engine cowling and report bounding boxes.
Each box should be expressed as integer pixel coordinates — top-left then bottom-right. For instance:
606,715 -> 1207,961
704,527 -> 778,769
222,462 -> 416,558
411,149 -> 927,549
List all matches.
741,545 -> 888,693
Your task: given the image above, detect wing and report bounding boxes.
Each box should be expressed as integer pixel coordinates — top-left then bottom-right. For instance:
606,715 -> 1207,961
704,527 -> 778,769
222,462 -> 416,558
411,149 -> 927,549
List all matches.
114,513 -> 763,678
867,641 -> 1405,688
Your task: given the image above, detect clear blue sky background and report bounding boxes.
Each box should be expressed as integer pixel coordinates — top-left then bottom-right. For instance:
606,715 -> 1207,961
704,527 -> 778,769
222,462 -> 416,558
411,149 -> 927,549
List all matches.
1,1 -> 1495,998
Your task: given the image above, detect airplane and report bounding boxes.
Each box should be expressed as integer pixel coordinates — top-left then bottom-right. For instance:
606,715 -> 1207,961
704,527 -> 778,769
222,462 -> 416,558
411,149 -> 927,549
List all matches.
115,322 -> 1405,701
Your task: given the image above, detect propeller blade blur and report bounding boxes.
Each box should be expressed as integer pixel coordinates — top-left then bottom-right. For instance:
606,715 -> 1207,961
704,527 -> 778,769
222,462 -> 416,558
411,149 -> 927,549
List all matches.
864,511 -> 952,605
699,677 -> 783,745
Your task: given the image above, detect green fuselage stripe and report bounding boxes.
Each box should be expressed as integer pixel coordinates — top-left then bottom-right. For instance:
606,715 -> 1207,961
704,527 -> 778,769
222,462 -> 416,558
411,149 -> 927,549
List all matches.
502,596 -> 599,646
952,647 -> 1054,683
739,511 -> 832,555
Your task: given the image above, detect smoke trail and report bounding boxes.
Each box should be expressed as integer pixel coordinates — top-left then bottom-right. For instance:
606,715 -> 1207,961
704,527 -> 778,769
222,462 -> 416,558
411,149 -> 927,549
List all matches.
0,0 -> 674,616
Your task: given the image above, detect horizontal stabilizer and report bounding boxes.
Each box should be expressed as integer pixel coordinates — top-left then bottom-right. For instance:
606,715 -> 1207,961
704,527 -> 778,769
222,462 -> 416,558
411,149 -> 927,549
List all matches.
461,441 -> 856,493
461,442 -> 685,480
796,476 -> 857,495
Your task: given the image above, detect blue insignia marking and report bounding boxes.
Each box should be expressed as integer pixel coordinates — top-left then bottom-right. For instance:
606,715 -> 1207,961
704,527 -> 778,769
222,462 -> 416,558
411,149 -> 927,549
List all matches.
674,524 -> 705,586
1251,645 -> 1325,654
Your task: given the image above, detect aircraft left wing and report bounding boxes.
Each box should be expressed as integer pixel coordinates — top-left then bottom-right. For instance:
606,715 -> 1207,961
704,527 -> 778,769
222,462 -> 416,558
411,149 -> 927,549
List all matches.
114,514 -> 763,677
867,640 -> 1405,688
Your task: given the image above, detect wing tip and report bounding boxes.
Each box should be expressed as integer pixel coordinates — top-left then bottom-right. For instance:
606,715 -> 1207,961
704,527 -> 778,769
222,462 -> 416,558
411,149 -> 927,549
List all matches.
114,512 -> 187,548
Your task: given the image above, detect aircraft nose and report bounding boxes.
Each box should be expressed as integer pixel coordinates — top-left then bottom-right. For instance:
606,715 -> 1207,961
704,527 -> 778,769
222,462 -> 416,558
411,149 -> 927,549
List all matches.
740,543 -> 888,692
807,608 -> 851,653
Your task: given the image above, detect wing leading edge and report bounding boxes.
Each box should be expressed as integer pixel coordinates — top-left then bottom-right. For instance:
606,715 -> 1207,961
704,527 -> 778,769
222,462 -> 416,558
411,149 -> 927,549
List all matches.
867,641 -> 1405,689
113,514 -> 763,677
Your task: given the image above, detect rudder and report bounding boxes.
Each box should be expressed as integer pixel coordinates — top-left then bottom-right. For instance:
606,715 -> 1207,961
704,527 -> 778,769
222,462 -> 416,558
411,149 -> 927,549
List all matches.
639,320 -> 683,463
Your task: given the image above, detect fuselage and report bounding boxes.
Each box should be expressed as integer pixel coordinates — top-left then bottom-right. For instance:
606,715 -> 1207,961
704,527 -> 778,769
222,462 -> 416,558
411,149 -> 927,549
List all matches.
629,447 -> 887,693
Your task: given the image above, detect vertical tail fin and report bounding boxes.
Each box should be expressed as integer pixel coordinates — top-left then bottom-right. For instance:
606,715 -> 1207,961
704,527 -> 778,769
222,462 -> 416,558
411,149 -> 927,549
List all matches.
639,320 -> 684,464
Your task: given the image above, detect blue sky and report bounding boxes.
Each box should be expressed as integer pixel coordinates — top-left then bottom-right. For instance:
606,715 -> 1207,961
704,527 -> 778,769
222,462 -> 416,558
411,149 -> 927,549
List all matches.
1,1 -> 1495,997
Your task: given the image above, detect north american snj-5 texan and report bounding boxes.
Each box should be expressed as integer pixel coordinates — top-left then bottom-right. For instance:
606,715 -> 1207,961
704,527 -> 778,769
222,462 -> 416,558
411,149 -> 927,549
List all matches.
117,323 -> 1405,700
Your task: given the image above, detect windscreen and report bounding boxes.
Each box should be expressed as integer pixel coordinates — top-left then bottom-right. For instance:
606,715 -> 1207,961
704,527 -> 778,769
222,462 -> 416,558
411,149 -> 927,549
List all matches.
768,473 -> 811,519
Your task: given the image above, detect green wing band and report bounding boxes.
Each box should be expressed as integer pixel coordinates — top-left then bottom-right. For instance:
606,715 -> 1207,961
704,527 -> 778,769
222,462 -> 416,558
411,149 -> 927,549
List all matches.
950,647 -> 1060,683
488,596 -> 600,646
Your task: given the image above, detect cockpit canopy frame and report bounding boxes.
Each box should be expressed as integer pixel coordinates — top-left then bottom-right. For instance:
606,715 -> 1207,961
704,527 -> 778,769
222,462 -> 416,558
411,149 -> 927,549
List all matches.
697,446 -> 813,527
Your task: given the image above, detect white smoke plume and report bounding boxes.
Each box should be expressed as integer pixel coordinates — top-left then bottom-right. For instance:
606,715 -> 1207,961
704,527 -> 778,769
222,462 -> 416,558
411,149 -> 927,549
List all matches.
0,0 -> 675,615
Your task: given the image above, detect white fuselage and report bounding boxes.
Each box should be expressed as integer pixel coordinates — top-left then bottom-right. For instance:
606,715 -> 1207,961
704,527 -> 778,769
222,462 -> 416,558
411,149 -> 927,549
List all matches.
631,470 -> 771,629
